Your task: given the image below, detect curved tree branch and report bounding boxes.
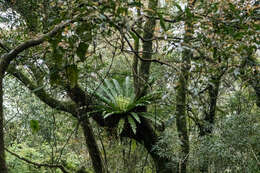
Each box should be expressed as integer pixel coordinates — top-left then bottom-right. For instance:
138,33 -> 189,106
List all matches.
7,65 -> 78,115
0,15 -> 79,73
5,148 -> 70,173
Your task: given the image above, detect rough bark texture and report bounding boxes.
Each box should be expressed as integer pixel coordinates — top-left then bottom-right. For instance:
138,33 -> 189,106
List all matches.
81,117 -> 105,173
0,74 -> 8,173
132,8 -> 141,95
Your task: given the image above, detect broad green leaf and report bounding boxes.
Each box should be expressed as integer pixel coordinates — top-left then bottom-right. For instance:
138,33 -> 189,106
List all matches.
185,7 -> 193,19
99,84 -> 115,102
131,140 -> 137,152
31,85 -> 44,93
173,2 -> 183,12
129,31 -> 139,44
117,118 -> 125,135
158,13 -> 167,31
112,79 -> 123,95
104,112 -> 115,119
91,88 -> 114,107
104,79 -> 117,98
128,116 -> 137,134
124,76 -> 131,97
131,112 -> 141,123
30,120 -> 40,133
140,112 -> 162,126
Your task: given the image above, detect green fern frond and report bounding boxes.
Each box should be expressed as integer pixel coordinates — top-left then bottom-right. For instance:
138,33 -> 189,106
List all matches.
98,84 -> 115,101
124,76 -> 131,97
103,112 -> 116,119
112,79 -> 123,95
128,116 -> 137,134
117,118 -> 125,135
104,79 -> 118,98
139,112 -> 162,126
131,112 -> 141,123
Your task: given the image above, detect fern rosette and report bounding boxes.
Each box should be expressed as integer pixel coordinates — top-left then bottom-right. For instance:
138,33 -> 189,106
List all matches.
92,77 -> 161,134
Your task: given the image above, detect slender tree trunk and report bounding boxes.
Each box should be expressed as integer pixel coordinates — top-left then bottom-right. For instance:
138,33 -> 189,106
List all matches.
175,1 -> 194,172
80,116 -> 105,173
199,78 -> 220,136
136,0 -> 158,98
199,77 -> 220,173
0,74 -> 8,173
175,62 -> 190,173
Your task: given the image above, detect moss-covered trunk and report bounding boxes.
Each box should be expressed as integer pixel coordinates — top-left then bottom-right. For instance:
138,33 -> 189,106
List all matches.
81,116 -> 105,173
136,0 -> 158,98
175,1 -> 195,172
0,74 -> 8,173
175,58 -> 190,173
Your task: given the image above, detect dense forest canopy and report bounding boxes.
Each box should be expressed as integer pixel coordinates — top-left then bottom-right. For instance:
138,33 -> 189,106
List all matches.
0,0 -> 259,172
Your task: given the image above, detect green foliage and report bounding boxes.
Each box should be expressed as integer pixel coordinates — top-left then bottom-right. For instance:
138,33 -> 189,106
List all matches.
1,0 -> 260,172
92,76 -> 161,134
190,113 -> 260,172
30,120 -> 40,134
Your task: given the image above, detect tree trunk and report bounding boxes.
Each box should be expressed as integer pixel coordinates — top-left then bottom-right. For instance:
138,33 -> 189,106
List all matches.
125,118 -> 178,173
136,0 -> 158,98
175,64 -> 190,173
199,77 -> 220,173
199,77 -> 220,136
0,74 -> 8,173
80,116 -> 105,173
175,1 -> 195,172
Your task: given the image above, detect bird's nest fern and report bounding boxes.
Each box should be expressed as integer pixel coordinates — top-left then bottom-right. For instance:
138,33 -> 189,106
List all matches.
92,76 -> 161,135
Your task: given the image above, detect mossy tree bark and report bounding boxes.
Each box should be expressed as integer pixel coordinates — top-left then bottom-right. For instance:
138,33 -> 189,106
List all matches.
175,1 -> 195,172
0,73 -> 8,173
175,54 -> 190,173
136,0 -> 158,98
